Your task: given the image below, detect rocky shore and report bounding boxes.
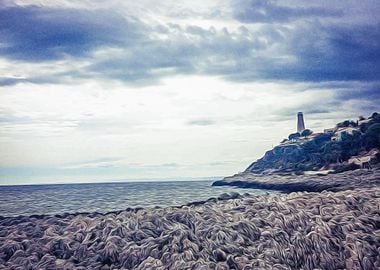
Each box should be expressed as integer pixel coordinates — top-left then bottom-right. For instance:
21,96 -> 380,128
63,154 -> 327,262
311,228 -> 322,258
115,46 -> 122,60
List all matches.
1,186 -> 380,269
212,168 -> 380,193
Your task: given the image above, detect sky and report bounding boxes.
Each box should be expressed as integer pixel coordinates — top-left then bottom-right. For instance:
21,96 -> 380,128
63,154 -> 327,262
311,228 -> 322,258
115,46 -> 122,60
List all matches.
0,0 -> 379,185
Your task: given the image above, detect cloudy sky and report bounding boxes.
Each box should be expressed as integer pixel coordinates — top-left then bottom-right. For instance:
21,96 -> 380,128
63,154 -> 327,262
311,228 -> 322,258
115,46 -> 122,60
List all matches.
0,0 -> 379,184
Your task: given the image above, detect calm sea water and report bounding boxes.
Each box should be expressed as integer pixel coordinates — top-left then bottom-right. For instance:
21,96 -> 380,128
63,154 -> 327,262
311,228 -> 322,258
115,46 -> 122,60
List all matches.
0,180 -> 274,217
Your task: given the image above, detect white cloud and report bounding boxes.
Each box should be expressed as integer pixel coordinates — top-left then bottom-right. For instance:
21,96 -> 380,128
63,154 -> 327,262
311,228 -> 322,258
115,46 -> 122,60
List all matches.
0,74 -> 370,183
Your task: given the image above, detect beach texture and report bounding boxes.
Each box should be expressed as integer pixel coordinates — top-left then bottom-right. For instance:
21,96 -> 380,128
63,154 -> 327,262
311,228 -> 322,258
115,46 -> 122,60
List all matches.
1,186 -> 379,269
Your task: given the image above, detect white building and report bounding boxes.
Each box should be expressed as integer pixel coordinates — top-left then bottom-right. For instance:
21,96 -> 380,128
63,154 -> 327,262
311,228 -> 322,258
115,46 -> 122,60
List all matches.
331,127 -> 359,142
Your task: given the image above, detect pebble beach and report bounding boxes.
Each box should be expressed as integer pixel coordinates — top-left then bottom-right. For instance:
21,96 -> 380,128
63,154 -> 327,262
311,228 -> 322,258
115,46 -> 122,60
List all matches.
1,184 -> 379,269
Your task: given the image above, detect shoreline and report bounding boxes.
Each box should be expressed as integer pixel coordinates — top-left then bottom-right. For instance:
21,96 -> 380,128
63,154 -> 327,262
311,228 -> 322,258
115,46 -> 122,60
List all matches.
0,177 -> 221,188
0,191 -> 244,220
212,168 -> 380,193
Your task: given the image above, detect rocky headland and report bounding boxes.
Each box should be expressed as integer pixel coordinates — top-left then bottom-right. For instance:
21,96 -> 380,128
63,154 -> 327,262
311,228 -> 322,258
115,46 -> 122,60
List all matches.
213,112 -> 380,193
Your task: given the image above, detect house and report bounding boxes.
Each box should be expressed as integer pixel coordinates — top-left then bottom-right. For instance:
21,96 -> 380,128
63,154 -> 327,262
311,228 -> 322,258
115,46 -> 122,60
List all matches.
307,132 -> 322,139
358,118 -> 371,125
331,127 -> 360,142
324,128 -> 336,134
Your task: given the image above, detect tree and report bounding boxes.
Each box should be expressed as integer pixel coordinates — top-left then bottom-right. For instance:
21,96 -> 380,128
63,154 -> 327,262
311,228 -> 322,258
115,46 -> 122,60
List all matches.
314,133 -> 331,144
301,129 -> 313,137
368,123 -> 380,133
364,123 -> 380,148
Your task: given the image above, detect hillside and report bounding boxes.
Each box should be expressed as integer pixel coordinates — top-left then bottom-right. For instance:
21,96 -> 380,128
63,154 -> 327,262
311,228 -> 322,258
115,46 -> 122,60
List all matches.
213,112 -> 380,192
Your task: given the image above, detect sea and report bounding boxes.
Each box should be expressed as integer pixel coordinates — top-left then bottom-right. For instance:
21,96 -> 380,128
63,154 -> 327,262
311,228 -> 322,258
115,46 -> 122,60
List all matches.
0,180 -> 274,217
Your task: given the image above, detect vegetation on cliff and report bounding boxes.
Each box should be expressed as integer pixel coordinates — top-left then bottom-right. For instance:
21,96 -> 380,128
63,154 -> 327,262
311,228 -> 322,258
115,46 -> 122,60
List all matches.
246,112 -> 380,174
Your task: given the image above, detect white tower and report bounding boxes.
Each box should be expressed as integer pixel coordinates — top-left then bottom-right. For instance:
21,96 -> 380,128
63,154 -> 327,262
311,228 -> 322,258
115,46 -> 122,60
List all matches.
297,112 -> 305,133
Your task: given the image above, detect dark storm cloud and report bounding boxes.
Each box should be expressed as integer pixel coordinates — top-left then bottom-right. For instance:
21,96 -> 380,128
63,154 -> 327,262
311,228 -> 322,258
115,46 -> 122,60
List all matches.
177,21 -> 380,83
86,24 -> 271,84
0,4 -> 139,61
0,78 -> 27,86
0,76 -> 63,86
221,22 -> 377,82
0,2 -> 379,86
231,0 -> 342,23
88,39 -> 199,85
333,84 -> 380,108
275,23 -> 380,82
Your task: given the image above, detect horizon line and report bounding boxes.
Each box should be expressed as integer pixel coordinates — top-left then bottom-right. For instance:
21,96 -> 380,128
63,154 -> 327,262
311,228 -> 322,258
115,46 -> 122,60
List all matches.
0,175 -> 223,187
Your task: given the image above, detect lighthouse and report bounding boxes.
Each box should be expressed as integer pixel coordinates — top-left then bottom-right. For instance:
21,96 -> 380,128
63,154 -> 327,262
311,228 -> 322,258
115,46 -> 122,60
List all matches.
297,112 -> 305,133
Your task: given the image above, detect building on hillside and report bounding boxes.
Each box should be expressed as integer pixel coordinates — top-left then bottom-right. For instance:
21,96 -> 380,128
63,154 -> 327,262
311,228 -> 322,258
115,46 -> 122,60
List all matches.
358,118 -> 372,125
307,132 -> 322,139
331,127 -> 360,142
324,128 -> 336,134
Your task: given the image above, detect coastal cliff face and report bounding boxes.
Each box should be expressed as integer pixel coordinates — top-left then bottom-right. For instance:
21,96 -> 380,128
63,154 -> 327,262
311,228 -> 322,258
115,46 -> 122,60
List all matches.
246,113 -> 380,175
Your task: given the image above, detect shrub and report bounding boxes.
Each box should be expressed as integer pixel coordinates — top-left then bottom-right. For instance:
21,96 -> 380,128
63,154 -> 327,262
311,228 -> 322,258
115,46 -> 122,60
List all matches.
301,129 -> 313,137
364,123 -> 380,148
288,132 -> 300,141
371,112 -> 379,119
337,120 -> 357,128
